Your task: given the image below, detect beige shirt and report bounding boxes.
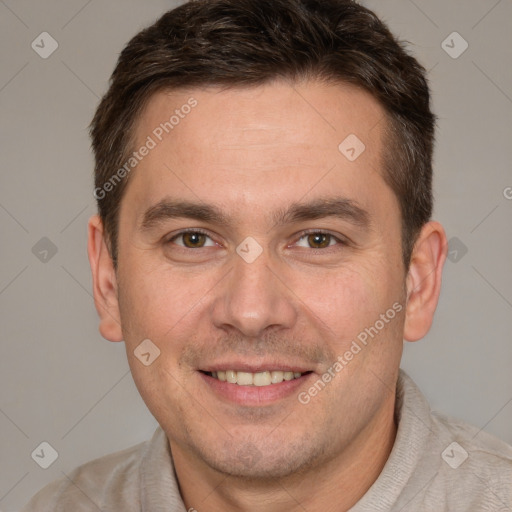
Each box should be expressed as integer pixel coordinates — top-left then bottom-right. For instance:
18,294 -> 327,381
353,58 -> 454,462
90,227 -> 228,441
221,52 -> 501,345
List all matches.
22,370 -> 512,511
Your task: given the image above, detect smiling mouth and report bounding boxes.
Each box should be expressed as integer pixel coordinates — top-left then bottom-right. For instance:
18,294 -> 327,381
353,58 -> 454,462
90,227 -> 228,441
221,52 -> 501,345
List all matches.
201,370 -> 312,386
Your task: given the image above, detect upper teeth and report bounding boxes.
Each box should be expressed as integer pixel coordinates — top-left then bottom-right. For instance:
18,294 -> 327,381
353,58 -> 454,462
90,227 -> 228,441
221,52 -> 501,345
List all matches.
210,370 -> 303,386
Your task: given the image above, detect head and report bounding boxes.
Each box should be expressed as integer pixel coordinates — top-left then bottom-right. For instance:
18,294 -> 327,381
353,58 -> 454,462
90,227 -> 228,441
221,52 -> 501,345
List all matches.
88,0 -> 447,481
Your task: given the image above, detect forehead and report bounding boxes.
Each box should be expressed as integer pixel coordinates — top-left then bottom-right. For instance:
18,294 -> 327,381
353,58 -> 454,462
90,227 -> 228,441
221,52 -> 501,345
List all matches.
135,80 -> 384,158
124,80 -> 396,227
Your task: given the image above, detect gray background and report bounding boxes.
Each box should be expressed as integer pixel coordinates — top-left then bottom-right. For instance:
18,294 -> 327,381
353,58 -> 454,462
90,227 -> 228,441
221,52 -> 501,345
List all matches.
0,0 -> 511,509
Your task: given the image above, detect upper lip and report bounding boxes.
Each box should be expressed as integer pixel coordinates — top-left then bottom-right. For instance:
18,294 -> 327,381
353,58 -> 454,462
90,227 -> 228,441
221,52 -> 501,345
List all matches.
199,361 -> 314,373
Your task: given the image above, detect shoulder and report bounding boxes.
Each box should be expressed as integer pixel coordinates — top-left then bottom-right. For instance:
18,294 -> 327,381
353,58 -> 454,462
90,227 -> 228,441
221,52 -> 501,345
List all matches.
427,409 -> 512,509
432,408 -> 512,465
394,371 -> 512,510
21,439 -> 148,511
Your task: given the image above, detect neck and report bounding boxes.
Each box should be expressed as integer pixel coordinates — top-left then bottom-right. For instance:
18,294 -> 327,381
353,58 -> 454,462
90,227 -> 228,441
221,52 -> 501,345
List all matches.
172,391 -> 397,512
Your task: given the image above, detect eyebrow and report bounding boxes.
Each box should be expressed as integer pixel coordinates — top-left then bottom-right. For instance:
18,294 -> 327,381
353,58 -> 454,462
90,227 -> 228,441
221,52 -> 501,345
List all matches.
140,196 -> 371,232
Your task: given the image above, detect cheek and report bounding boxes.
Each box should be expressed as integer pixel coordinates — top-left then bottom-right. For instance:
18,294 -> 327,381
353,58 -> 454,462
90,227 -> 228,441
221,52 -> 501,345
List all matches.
118,260 -> 217,344
298,261 -> 394,342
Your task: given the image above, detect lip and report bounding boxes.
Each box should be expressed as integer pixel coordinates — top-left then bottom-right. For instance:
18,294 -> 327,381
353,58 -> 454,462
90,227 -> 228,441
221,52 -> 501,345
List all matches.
199,361 -> 313,374
198,370 -> 314,406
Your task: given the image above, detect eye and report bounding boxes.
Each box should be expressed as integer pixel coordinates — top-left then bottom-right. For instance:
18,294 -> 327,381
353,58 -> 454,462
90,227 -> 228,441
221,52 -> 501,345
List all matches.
295,231 -> 345,249
166,229 -> 346,251
168,230 -> 216,248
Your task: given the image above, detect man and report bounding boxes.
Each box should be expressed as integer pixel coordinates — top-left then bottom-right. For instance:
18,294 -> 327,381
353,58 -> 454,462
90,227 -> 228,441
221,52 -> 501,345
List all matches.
22,0 -> 512,510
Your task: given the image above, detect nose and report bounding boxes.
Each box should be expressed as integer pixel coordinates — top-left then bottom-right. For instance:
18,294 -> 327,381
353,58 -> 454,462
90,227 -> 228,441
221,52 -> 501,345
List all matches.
210,247 -> 298,338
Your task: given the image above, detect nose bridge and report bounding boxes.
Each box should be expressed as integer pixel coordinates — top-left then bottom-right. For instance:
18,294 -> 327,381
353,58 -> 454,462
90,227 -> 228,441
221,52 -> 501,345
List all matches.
211,246 -> 297,336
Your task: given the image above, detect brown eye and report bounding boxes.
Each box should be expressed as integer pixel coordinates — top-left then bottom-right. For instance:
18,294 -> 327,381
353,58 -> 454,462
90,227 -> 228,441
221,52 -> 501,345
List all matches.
294,231 -> 345,251
307,233 -> 332,249
182,232 -> 207,248
169,231 -> 215,248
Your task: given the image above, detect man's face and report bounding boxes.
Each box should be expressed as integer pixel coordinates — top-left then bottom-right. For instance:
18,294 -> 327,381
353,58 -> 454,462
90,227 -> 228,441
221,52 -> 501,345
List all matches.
114,81 -> 407,477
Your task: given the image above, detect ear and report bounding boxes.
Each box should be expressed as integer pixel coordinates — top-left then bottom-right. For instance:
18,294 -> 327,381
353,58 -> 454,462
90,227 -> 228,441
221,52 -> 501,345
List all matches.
87,215 -> 123,342
403,221 -> 448,342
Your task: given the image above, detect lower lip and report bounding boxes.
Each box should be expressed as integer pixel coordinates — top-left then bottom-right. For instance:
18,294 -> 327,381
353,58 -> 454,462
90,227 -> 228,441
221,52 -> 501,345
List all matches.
199,372 -> 313,406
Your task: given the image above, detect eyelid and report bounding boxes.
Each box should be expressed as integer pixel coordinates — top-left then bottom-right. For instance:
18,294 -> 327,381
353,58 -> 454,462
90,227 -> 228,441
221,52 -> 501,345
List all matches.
166,228 -> 218,247
291,229 -> 349,247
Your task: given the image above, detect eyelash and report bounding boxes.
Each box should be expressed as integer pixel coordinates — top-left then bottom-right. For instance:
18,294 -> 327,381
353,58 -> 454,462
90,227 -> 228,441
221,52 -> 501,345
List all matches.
166,228 -> 348,251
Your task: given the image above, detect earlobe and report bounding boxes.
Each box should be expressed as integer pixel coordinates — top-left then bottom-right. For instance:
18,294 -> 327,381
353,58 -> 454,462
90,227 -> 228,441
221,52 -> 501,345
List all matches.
403,221 -> 448,342
87,215 -> 124,342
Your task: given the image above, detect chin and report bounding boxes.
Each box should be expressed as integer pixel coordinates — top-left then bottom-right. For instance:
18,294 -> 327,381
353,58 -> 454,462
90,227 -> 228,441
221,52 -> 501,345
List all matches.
196,435 -> 326,480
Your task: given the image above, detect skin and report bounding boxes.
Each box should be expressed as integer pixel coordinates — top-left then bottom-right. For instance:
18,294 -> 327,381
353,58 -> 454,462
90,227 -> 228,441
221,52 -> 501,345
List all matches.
88,80 -> 447,512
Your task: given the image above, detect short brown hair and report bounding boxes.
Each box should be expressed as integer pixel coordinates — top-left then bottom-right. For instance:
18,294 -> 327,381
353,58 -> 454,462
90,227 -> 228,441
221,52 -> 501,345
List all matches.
90,0 -> 435,269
